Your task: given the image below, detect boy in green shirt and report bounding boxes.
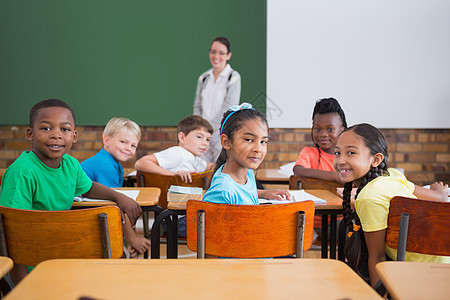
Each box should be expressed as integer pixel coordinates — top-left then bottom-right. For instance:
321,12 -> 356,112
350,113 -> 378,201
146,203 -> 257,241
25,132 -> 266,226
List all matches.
0,99 -> 141,284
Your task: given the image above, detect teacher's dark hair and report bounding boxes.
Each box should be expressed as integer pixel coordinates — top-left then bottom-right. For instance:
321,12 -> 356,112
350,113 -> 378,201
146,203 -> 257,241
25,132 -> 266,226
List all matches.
210,37 -> 231,53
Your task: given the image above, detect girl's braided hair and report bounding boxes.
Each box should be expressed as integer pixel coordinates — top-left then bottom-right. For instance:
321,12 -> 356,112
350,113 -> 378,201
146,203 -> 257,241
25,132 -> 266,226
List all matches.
340,123 -> 389,276
311,98 -> 347,167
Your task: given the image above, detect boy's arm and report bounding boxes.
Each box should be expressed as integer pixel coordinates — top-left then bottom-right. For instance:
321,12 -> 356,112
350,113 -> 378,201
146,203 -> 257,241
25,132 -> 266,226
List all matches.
84,182 -> 141,225
293,165 -> 342,183
134,154 -> 175,176
206,162 -> 215,171
9,264 -> 28,285
135,154 -> 194,183
123,214 -> 151,255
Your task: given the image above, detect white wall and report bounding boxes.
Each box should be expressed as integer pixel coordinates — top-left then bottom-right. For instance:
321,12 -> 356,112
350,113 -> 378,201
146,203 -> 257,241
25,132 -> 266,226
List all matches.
267,0 -> 450,128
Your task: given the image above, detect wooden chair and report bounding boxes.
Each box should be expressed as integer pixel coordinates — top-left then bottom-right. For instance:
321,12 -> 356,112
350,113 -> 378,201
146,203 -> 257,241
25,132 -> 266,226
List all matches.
289,175 -> 342,196
137,171 -> 213,209
0,205 -> 124,266
290,175 -> 344,258
374,196 -> 450,296
138,171 -> 213,258
386,196 -> 450,260
186,200 -> 315,258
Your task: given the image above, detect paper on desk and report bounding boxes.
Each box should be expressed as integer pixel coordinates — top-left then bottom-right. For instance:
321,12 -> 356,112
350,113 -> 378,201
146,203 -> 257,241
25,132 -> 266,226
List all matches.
73,189 -> 140,202
127,170 -> 137,177
258,190 -> 326,205
277,162 -> 295,177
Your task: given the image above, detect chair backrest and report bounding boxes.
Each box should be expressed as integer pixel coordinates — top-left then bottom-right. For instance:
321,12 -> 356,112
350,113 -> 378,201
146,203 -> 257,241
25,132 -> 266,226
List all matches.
0,206 -> 123,266
386,196 -> 450,258
137,171 -> 213,209
289,175 -> 342,196
186,200 -> 315,258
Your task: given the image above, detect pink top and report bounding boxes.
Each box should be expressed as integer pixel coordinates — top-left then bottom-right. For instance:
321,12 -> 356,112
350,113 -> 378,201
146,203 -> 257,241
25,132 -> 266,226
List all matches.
294,147 -> 335,171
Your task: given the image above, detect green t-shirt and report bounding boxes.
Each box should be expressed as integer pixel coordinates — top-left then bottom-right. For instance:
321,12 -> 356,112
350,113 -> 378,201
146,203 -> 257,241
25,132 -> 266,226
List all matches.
0,151 -> 92,211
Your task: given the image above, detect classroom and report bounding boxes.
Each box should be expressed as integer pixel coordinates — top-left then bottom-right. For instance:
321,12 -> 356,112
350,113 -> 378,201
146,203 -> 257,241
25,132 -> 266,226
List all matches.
0,0 -> 449,299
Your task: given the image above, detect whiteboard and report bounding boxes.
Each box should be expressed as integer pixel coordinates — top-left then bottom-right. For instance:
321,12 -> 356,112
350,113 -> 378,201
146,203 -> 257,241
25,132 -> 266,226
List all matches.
267,0 -> 450,128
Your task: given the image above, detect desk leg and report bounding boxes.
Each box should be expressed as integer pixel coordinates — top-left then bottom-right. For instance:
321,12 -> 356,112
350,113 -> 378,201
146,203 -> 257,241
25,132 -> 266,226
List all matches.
166,213 -> 177,258
166,210 -> 186,259
151,210 -> 173,259
144,206 -> 162,259
143,211 -> 149,239
330,215 -> 337,259
321,214 -> 328,258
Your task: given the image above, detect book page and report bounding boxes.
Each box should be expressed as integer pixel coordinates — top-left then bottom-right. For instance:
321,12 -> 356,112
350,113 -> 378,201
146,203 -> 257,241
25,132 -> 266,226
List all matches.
73,189 -> 140,202
168,185 -> 203,195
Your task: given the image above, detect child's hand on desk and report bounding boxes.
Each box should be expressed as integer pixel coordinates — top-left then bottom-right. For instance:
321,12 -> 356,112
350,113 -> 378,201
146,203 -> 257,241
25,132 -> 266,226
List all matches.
430,181 -> 449,200
206,162 -> 215,171
175,170 -> 195,183
258,189 -> 292,201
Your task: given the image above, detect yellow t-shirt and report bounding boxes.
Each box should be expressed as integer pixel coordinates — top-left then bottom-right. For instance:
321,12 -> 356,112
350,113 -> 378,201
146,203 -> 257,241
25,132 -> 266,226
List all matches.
356,168 -> 450,263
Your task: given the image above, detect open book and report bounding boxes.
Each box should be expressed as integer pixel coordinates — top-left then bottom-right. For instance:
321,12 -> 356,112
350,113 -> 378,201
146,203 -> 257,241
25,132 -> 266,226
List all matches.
258,190 -> 326,205
73,189 -> 140,202
167,185 -> 203,201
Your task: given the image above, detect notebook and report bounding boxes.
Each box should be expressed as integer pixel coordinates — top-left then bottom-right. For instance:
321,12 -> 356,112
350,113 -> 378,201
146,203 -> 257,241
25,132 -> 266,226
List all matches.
258,190 -> 326,205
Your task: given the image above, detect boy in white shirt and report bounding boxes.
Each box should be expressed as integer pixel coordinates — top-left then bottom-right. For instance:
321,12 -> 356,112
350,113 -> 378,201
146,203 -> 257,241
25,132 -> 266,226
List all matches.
135,115 -> 214,183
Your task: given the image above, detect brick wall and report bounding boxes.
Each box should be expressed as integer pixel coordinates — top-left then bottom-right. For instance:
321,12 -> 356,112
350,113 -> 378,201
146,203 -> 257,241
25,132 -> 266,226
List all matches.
1,125 -> 448,186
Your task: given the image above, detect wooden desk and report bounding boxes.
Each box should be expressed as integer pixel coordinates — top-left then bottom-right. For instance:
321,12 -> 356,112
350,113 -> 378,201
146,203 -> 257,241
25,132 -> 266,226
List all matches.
0,257 -> 13,279
376,261 -> 450,300
71,187 -> 160,208
5,259 -> 381,300
72,187 -> 162,258
255,168 -> 290,185
0,256 -> 13,296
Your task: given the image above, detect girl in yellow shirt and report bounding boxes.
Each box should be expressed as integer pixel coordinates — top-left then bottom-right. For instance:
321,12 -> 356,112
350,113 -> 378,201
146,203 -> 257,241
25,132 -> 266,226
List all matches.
333,123 -> 448,287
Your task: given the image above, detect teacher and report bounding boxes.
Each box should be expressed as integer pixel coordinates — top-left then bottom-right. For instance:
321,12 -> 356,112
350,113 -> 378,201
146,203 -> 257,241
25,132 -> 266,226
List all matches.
193,36 -> 241,163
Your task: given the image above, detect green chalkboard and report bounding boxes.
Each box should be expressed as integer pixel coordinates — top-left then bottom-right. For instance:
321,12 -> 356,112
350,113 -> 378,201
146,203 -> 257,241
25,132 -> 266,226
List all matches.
0,0 -> 266,126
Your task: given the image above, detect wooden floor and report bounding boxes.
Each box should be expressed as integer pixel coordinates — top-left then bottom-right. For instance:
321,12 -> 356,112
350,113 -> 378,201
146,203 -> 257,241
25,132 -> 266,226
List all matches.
134,215 -> 322,259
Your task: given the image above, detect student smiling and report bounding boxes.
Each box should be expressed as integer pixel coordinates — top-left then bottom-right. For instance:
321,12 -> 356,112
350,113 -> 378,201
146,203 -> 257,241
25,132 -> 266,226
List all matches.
0,99 -> 141,284
334,123 -> 449,286
204,103 -> 290,205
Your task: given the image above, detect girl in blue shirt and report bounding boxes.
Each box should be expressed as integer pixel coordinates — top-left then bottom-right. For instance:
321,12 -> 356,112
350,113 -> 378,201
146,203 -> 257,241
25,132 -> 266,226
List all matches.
204,103 -> 289,204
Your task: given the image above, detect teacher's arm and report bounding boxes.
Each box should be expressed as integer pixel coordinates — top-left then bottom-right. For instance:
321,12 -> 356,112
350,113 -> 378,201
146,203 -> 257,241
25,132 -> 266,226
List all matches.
222,72 -> 241,112
193,75 -> 203,115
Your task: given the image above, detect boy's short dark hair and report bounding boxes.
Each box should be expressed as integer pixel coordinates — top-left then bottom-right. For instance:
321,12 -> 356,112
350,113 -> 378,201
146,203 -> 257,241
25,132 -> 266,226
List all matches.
177,115 -> 213,136
30,99 -> 76,127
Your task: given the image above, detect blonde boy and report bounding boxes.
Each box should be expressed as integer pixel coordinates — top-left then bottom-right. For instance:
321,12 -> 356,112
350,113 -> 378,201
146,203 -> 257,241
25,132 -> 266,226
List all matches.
82,118 -> 140,187
82,117 -> 149,257
135,115 -> 214,183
